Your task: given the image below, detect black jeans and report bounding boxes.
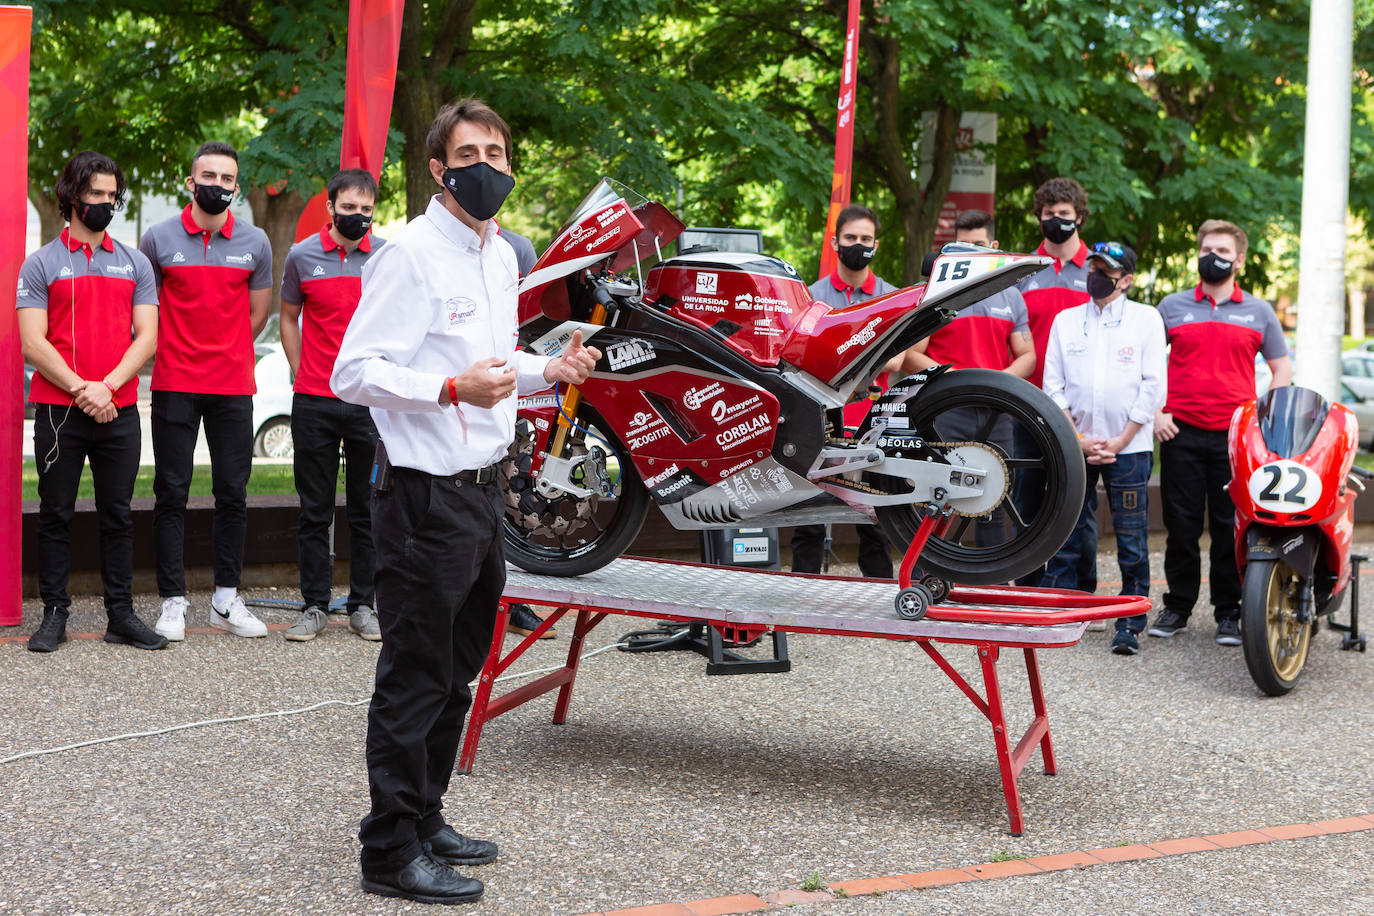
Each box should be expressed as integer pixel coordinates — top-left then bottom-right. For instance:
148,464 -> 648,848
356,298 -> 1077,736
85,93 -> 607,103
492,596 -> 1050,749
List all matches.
151,391 -> 253,595
32,404 -> 140,614
359,467 -> 505,871
292,393 -> 378,611
1160,420 -> 1241,621
790,524 -> 893,578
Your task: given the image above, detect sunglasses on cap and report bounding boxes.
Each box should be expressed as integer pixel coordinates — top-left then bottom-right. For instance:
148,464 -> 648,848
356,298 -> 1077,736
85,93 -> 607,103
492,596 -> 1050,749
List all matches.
1093,241 -> 1126,258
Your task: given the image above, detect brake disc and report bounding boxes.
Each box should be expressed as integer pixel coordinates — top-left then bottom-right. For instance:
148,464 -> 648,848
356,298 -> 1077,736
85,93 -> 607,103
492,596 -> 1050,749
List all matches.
935,442 -> 1009,517
501,422 -> 598,539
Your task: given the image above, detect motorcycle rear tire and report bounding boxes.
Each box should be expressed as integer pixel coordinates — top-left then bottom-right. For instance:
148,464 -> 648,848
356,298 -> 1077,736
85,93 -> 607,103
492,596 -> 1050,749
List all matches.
1241,558 -> 1311,696
500,412 -> 651,578
873,368 -> 1085,585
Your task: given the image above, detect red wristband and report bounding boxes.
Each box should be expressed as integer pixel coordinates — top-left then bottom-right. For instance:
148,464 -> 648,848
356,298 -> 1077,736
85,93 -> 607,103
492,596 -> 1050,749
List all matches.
446,376 -> 459,406
102,378 -> 121,409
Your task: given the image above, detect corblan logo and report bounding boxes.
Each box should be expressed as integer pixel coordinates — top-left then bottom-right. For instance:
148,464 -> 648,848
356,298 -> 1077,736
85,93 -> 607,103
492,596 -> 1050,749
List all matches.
837,316 -> 883,355
715,414 -> 771,448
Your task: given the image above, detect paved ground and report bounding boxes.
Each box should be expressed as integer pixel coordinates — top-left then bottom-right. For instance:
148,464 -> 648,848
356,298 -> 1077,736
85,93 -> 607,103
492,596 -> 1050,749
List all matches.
2,533 -> 1372,915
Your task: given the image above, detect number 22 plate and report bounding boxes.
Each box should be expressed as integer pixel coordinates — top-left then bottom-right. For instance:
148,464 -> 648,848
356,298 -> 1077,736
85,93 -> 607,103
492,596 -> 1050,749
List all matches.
1247,460 -> 1322,512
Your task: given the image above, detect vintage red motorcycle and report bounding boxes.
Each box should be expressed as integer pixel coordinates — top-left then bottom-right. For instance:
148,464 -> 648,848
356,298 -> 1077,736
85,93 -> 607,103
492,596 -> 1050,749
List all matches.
500,180 -> 1085,595
1229,384 -> 1369,695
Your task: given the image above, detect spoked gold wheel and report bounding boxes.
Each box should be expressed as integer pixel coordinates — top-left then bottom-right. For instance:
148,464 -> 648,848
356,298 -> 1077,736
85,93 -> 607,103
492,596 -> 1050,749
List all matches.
1240,559 -> 1312,696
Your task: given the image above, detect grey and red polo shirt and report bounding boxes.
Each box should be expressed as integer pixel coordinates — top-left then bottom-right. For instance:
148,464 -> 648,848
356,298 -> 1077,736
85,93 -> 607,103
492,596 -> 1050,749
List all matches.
1158,283 -> 1288,430
809,269 -> 899,426
280,225 -> 385,398
1016,240 -> 1091,388
923,287 -> 1028,371
139,205 -> 272,395
17,228 -> 158,406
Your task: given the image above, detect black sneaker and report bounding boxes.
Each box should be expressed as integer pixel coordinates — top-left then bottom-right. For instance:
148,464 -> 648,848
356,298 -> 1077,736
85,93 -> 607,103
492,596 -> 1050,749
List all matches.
361,853 -> 483,905
1111,630 -> 1140,655
104,610 -> 170,650
1147,610 -> 1188,638
27,606 -> 69,653
506,604 -> 556,639
1215,617 -> 1242,646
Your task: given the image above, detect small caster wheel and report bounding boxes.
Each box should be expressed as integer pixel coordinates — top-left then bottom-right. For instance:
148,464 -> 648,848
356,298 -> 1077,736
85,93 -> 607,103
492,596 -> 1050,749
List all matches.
895,584 -> 933,621
919,574 -> 951,604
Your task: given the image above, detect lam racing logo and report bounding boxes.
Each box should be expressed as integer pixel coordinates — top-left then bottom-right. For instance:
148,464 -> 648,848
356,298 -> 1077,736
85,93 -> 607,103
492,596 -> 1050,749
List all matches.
606,339 -> 656,372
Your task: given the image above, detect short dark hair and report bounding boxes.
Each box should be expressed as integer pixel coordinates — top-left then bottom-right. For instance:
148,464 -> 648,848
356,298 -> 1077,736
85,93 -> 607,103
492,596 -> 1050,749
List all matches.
834,204 -> 880,237
192,141 -> 239,172
954,209 -> 994,238
55,150 -> 126,221
326,168 -> 378,204
426,97 -> 512,166
1032,177 -> 1089,220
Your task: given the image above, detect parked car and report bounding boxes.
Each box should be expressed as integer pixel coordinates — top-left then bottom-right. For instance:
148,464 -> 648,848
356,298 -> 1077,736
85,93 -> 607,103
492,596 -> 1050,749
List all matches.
1341,348 -> 1374,401
252,338 -> 294,458
1339,383 -> 1374,449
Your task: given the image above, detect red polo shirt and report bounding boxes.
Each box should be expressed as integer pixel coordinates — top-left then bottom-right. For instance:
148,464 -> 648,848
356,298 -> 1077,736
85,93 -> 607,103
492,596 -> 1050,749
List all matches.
280,225 -> 384,398
139,205 -> 273,395
17,228 -> 158,405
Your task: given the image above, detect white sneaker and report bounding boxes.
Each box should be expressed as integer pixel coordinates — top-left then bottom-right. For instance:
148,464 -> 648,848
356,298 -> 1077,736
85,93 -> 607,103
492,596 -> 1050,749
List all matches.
209,595 -> 268,638
156,596 -> 189,641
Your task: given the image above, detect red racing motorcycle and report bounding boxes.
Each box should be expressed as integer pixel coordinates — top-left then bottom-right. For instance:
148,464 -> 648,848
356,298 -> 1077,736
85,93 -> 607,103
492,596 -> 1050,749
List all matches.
1229,384 -> 1368,694
501,180 -> 1085,592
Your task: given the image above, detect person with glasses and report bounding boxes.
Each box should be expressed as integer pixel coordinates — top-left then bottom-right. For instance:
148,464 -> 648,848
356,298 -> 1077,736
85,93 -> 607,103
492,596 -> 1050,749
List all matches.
1149,220 -> 1291,646
1041,242 -> 1166,655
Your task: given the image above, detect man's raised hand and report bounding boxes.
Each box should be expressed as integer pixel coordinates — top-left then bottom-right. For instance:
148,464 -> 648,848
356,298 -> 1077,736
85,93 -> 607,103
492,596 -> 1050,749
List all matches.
543,329 -> 601,386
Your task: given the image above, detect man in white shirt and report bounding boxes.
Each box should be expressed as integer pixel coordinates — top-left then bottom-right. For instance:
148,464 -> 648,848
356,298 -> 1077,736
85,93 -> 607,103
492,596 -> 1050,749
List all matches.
1041,242 -> 1166,656
332,98 -> 599,906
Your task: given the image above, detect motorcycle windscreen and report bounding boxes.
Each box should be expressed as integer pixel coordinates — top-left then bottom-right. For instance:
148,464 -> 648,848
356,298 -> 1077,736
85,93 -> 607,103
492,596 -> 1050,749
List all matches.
1256,386 -> 1330,459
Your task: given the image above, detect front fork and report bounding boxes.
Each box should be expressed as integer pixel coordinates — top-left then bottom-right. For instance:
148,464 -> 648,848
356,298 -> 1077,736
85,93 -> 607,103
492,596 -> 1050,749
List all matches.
547,300 -> 608,461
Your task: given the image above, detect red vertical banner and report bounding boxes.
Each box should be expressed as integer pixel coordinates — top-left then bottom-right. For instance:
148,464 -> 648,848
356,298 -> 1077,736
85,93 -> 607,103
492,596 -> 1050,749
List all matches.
295,0 -> 406,242
0,5 -> 32,625
819,0 -> 861,281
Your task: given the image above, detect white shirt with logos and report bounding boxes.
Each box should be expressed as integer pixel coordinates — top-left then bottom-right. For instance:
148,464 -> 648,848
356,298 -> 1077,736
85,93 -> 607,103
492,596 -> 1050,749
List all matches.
332,195 -> 553,475
1042,293 -> 1167,455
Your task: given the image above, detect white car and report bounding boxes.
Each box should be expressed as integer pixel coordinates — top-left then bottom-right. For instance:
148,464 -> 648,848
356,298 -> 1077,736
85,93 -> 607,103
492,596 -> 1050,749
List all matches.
252,342 -> 294,458
1341,348 -> 1374,401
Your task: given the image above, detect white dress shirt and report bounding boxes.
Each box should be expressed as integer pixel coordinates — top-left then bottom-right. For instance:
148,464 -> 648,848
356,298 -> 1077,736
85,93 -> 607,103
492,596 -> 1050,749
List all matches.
1042,293 -> 1167,455
332,195 -> 553,475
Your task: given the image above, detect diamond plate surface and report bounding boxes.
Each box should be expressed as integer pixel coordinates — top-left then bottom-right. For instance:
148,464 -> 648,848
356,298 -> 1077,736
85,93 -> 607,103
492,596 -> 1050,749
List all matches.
504,558 -> 1088,646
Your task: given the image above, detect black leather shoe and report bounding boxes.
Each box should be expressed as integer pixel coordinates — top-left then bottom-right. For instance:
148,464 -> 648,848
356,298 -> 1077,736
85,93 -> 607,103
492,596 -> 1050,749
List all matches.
506,603 -> 556,639
361,853 -> 483,905
27,607 -> 69,653
422,825 -> 499,867
104,611 -> 170,650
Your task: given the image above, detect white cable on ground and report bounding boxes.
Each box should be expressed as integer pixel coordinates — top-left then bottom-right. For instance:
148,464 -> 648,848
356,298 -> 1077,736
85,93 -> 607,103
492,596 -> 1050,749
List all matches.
0,639 -> 628,766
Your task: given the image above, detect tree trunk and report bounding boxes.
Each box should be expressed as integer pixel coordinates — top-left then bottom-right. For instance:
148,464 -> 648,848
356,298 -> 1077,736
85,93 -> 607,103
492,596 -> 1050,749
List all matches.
393,0 -> 478,218
27,179 -> 64,246
860,25 -> 959,285
245,187 -> 308,313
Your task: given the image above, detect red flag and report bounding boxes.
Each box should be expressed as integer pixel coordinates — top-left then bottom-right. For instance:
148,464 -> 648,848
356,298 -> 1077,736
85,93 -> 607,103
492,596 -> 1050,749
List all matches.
0,5 -> 33,625
296,0 -> 405,242
818,0 -> 861,281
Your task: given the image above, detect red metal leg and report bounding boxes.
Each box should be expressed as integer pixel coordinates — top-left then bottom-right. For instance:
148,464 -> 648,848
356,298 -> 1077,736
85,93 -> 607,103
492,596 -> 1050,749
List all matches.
459,601 -> 511,774
898,510 -> 943,588
1023,648 -> 1057,775
553,610 -> 605,724
976,644 -> 1026,836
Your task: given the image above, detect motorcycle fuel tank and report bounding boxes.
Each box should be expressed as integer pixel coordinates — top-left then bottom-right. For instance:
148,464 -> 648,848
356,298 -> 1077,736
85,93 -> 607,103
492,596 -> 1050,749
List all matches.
644,252 -> 820,367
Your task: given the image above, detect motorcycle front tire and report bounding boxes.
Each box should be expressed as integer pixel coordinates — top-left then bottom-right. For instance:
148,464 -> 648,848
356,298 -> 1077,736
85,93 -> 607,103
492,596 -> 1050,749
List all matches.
1241,558 -> 1311,696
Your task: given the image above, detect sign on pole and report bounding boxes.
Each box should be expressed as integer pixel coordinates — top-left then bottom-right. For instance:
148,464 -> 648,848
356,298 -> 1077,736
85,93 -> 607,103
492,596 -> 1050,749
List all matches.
918,112 -> 997,249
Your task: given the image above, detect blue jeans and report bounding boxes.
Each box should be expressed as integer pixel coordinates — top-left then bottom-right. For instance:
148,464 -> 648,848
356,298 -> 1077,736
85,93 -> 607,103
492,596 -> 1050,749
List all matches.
1042,449 -> 1152,633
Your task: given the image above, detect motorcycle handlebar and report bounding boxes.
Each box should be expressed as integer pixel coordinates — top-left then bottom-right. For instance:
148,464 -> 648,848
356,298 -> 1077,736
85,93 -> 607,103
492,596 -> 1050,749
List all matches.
1350,464 -> 1374,480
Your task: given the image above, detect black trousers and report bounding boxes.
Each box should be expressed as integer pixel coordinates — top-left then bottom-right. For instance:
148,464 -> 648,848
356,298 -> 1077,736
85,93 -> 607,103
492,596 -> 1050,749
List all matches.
151,391 -> 253,595
1160,420 -> 1242,621
359,466 -> 505,870
790,523 -> 893,578
32,404 -> 140,614
292,393 -> 378,611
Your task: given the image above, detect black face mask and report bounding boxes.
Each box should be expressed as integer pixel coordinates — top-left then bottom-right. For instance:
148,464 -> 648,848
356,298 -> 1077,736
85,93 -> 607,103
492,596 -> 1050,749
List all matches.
837,242 -> 875,271
77,201 -> 114,233
194,182 -> 234,215
441,161 -> 514,221
1040,216 -> 1078,245
333,211 -> 372,241
1198,252 -> 1234,284
1086,271 -> 1119,301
